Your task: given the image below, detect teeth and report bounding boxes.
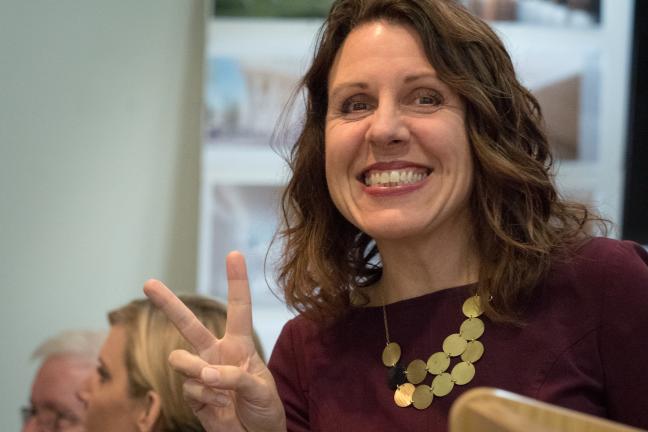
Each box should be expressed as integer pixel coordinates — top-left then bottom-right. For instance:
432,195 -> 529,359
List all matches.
364,169 -> 429,187
380,172 -> 389,184
390,171 -> 399,183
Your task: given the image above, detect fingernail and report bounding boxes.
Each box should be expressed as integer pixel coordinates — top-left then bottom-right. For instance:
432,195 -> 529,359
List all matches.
202,367 -> 220,385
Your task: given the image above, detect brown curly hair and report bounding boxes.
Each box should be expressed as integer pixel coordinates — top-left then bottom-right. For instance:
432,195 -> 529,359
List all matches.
277,0 -> 605,323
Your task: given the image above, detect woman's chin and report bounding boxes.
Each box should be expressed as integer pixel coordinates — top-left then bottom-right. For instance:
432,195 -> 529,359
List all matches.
362,222 -> 429,243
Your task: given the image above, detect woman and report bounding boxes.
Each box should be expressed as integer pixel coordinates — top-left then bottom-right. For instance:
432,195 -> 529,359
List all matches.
78,294 -> 264,431
144,0 -> 648,431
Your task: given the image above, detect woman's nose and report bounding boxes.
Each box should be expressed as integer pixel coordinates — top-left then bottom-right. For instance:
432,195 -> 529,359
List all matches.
365,102 -> 410,150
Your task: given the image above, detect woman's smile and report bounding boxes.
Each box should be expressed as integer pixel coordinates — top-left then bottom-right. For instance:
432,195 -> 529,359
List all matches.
359,160 -> 432,196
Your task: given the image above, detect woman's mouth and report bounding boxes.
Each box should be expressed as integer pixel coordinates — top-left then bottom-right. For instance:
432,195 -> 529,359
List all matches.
363,167 -> 431,188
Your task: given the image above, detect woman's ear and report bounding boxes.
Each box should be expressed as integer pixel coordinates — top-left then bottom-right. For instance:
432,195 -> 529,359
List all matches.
136,390 -> 162,432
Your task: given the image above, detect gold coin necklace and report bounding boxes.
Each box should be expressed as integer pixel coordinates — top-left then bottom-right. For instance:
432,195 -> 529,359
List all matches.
380,295 -> 485,410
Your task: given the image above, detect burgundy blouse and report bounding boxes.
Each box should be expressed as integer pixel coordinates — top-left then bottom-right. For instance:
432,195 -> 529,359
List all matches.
268,238 -> 648,431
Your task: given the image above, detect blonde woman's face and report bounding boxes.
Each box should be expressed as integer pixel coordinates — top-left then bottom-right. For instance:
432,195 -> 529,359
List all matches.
78,325 -> 146,432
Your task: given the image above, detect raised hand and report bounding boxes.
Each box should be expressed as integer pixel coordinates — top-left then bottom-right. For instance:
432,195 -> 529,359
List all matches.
143,251 -> 286,432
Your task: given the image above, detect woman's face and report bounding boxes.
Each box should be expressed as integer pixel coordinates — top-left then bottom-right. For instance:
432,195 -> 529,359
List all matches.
325,20 -> 474,244
79,325 -> 148,432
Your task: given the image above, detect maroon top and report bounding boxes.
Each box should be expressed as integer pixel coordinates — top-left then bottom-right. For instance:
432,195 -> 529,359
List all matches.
268,238 -> 648,431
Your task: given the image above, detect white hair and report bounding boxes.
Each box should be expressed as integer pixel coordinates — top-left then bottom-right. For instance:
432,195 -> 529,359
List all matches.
31,330 -> 105,362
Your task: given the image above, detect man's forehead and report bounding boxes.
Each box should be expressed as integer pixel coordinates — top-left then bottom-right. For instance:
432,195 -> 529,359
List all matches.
32,355 -> 93,394
38,354 -> 95,374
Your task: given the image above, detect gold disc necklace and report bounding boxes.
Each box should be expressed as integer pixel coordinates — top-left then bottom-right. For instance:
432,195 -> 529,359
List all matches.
380,294 -> 485,409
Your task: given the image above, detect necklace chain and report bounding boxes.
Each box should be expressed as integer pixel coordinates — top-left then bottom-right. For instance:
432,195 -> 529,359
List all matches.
380,293 -> 485,410
381,297 -> 391,344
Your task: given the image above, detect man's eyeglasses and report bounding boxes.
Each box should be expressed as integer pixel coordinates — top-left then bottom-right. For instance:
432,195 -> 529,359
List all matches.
21,405 -> 82,431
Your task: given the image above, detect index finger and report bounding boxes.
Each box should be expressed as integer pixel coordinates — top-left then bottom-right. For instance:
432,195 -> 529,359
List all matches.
143,279 -> 217,353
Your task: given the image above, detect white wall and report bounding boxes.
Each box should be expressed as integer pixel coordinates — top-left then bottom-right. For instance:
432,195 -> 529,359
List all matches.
0,1 -> 205,429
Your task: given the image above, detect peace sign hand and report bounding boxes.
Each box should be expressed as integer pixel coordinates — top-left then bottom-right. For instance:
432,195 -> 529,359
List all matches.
143,251 -> 286,432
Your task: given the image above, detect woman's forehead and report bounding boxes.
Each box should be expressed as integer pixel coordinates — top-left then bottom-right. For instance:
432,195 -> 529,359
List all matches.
328,21 -> 437,84
100,325 -> 128,365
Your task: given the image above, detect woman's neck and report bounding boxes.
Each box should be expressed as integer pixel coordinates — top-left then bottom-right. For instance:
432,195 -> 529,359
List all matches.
369,224 -> 479,306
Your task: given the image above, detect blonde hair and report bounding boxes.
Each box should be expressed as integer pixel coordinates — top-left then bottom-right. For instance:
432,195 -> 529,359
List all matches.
108,295 -> 264,432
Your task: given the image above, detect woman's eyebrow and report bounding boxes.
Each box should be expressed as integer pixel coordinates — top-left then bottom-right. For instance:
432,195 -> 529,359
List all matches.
329,82 -> 369,100
328,70 -> 444,102
403,72 -> 440,83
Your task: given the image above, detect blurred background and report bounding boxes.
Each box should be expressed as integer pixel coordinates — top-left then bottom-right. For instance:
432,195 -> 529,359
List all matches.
0,1 -> 205,430
1,0 -> 644,430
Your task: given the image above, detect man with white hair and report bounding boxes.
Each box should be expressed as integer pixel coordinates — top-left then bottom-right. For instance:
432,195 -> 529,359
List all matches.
22,330 -> 104,432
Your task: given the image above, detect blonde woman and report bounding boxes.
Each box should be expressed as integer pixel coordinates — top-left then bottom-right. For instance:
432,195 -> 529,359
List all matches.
79,294 -> 264,432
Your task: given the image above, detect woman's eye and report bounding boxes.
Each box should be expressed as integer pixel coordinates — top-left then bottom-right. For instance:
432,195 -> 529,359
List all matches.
350,102 -> 369,111
341,96 -> 372,114
97,366 -> 110,383
418,95 -> 439,105
410,89 -> 444,108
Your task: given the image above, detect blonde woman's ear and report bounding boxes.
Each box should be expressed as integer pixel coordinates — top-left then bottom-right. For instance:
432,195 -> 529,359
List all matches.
136,390 -> 162,432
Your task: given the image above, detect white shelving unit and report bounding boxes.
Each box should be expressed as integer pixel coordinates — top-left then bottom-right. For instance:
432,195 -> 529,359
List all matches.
490,0 -> 636,228
202,145 -> 289,186
198,19 -> 323,354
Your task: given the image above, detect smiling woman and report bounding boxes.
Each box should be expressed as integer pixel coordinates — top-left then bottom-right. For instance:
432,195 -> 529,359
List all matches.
142,1 -> 648,431
278,0 -> 580,323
